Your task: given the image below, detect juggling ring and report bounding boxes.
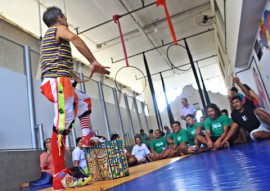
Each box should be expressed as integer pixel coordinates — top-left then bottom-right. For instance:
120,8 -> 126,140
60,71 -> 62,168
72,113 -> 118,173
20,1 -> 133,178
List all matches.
113,14 -> 147,94
114,65 -> 147,94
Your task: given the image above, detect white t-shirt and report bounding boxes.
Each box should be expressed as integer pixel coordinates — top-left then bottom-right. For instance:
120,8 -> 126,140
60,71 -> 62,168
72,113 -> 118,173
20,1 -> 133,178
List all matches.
72,146 -> 87,170
131,143 -> 150,160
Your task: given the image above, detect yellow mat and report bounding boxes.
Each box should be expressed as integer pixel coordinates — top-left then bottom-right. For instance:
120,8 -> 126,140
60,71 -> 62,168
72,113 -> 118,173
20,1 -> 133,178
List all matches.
41,156 -> 187,191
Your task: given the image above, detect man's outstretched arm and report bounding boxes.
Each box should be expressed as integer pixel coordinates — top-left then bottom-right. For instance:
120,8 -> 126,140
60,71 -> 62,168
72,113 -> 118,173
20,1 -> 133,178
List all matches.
56,25 -> 110,78
233,77 -> 252,101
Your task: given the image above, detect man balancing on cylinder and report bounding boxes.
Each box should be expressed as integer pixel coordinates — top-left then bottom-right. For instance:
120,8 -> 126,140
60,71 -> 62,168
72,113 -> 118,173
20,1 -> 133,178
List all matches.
39,6 -> 110,190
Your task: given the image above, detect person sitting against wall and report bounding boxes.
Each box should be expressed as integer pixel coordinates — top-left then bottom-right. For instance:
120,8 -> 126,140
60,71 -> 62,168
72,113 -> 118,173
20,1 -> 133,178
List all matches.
220,109 -> 244,145
200,116 -> 206,125
185,114 -> 204,151
20,138 -> 54,189
166,124 -> 177,148
149,129 -> 154,142
229,87 -> 244,101
170,121 -> 197,156
110,134 -> 138,167
131,136 -> 152,164
140,129 -> 149,146
243,84 -> 261,108
164,125 -> 171,137
222,77 -> 270,142
149,129 -> 171,160
72,137 -> 89,176
196,104 -> 231,151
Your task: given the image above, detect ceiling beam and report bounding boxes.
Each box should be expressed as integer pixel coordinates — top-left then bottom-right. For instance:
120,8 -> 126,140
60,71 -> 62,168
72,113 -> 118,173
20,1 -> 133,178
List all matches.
97,2 -> 210,47
111,28 -> 215,63
76,1 -> 156,35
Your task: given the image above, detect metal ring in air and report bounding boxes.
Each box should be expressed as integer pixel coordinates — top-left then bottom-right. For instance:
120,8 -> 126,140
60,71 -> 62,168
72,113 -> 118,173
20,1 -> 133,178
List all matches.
166,44 -> 191,72
114,66 -> 147,95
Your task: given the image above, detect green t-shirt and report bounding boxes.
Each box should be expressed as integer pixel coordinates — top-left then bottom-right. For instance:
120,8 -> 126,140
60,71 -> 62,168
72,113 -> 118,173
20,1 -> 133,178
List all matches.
167,132 -> 174,139
150,137 -> 167,154
140,134 -> 149,145
173,129 -> 189,145
204,114 -> 231,137
187,122 -> 203,146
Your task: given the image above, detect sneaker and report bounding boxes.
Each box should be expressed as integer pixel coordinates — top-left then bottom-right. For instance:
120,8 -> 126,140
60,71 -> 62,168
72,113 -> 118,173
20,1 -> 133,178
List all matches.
82,132 -> 95,147
61,173 -> 92,188
90,136 -> 106,143
90,136 -> 100,143
53,169 -> 68,190
53,168 -> 92,189
98,137 -> 106,143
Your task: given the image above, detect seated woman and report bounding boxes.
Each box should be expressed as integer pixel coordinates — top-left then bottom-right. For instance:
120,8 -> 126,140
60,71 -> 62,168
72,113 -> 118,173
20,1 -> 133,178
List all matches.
20,138 -> 53,189
196,104 -> 231,150
110,134 -> 138,167
150,129 -> 171,160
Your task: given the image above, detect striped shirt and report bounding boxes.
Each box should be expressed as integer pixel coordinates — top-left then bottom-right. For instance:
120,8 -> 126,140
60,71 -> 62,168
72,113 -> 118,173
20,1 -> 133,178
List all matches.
40,26 -> 73,80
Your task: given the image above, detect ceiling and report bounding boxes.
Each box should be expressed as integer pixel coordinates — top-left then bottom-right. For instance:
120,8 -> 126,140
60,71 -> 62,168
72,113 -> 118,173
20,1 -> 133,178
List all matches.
0,0 -> 226,95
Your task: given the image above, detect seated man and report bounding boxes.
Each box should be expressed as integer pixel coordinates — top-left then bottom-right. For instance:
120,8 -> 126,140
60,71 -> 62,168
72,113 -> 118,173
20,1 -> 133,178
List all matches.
72,137 -> 89,175
220,109 -> 243,145
170,121 -> 196,156
150,129 -> 171,160
166,125 -> 176,147
230,87 -> 244,101
185,114 -> 203,150
224,77 -> 270,141
196,104 -> 231,150
110,134 -> 138,167
131,137 -> 151,164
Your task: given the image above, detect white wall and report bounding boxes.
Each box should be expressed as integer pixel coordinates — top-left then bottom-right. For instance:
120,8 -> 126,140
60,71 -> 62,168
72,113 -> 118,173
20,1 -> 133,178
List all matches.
215,0 -> 225,21
226,0 -> 243,66
235,0 -> 270,113
0,68 -> 32,149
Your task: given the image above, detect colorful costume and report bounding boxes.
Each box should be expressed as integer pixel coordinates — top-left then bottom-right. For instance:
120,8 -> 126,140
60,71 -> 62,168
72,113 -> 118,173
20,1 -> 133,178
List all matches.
40,26 -> 93,189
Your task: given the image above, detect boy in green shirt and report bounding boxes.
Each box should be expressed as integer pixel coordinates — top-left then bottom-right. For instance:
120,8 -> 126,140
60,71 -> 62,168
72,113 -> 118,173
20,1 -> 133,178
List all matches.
140,129 -> 149,145
150,129 -> 171,160
170,121 -> 197,156
185,114 -> 203,149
